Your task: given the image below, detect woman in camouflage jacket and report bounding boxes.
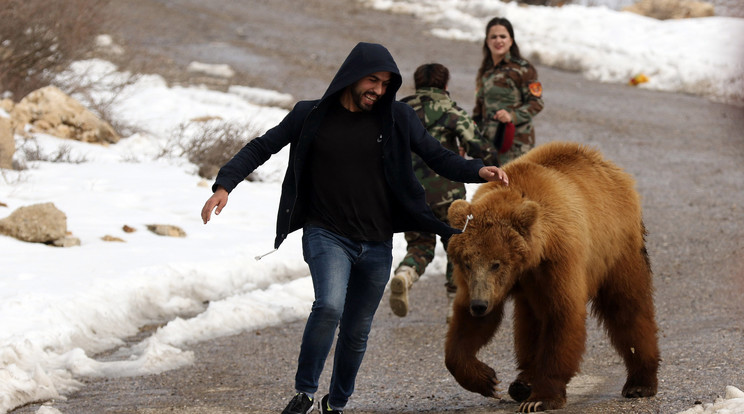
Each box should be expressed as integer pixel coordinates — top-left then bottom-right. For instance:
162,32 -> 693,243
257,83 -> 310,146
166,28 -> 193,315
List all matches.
473,17 -> 544,164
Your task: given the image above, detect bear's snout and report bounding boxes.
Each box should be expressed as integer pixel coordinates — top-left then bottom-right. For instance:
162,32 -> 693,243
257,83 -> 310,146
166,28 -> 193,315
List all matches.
470,300 -> 489,316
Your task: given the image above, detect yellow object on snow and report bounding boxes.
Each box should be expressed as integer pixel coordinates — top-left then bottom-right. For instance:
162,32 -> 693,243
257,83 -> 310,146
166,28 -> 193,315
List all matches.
629,74 -> 649,86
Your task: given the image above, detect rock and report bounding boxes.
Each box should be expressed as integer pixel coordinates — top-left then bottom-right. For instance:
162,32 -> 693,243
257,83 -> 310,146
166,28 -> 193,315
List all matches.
146,224 -> 187,237
102,235 -> 125,242
0,202 -> 67,243
122,225 -> 137,233
189,115 -> 223,123
623,0 -> 714,19
11,85 -> 120,144
0,116 -> 13,169
53,236 -> 81,247
0,99 -> 13,113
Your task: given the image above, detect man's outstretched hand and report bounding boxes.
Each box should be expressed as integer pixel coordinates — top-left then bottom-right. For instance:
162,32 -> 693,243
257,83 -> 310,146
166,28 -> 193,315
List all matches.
479,166 -> 509,186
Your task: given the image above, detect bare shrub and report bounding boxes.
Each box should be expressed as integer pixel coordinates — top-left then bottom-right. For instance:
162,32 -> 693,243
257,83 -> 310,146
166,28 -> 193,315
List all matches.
162,120 -> 260,180
56,61 -> 144,137
1,165 -> 27,185
17,138 -> 89,165
0,0 -> 112,99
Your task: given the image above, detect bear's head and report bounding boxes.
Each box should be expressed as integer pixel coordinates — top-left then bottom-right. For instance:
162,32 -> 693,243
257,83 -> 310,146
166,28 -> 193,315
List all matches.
447,188 -> 540,317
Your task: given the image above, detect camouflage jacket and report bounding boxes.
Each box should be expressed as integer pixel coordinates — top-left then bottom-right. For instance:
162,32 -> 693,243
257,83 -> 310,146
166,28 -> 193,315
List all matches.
473,53 -> 544,148
402,87 -> 498,208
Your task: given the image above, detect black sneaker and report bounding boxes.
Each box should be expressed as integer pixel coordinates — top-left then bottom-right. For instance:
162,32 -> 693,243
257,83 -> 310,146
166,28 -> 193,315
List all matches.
282,392 -> 314,414
319,394 -> 343,413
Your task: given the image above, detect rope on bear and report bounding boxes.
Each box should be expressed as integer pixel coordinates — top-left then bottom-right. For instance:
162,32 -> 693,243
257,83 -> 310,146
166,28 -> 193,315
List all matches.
462,214 -> 474,232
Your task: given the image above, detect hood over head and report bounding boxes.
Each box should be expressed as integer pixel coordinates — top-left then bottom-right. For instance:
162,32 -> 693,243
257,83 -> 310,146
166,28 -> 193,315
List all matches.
321,42 -> 402,107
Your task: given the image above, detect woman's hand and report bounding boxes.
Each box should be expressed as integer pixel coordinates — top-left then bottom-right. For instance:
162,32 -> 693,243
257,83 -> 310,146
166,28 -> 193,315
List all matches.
494,109 -> 512,123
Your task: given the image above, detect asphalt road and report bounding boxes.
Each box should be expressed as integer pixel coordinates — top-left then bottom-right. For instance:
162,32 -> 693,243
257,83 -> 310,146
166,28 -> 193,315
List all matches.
10,0 -> 744,413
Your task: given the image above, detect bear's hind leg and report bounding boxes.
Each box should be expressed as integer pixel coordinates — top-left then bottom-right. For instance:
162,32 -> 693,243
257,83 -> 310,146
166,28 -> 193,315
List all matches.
593,248 -> 660,398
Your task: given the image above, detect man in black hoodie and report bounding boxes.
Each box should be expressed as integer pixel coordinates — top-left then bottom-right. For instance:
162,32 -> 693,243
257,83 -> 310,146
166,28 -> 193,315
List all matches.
201,42 -> 508,414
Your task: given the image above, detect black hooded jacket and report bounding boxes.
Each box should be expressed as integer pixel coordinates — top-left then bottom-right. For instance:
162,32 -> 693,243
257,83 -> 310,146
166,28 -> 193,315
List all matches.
213,42 -> 487,248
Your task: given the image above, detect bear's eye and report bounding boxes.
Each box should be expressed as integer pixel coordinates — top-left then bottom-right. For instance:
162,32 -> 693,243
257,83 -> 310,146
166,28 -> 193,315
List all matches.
490,263 -> 500,272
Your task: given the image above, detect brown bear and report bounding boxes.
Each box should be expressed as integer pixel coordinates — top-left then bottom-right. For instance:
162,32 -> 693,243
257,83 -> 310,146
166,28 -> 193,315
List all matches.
444,141 -> 660,412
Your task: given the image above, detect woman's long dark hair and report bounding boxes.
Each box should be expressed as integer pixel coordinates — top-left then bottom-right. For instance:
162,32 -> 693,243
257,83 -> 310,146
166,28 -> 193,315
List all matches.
476,17 -> 521,90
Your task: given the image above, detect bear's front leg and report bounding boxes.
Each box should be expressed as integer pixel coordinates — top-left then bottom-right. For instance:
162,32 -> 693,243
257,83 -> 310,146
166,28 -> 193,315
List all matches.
513,306 -> 586,412
445,299 -> 505,398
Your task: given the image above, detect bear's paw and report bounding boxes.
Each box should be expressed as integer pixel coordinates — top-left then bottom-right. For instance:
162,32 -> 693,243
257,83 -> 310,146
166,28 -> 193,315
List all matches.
622,383 -> 657,398
450,359 -> 501,398
508,379 -> 532,402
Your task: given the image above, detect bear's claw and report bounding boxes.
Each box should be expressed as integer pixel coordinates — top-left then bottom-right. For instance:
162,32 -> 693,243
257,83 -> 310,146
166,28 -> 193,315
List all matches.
518,401 -> 544,412
491,382 -> 502,399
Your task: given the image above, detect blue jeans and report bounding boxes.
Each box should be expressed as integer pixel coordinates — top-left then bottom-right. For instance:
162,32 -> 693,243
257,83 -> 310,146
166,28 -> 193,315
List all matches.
295,226 -> 392,408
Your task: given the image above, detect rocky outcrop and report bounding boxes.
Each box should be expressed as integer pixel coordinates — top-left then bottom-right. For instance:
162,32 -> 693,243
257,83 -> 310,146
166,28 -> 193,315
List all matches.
623,0 -> 714,19
10,85 -> 120,144
0,202 -> 69,244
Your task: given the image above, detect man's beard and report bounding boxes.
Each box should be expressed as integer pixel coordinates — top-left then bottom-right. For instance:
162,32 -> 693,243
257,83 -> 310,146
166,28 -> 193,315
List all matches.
352,89 -> 379,112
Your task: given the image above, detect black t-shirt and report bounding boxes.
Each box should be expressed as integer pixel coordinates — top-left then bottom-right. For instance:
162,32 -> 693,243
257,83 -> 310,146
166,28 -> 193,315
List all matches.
306,100 -> 393,241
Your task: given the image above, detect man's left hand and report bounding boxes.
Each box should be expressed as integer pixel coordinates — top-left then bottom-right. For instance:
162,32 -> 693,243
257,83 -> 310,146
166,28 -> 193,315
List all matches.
479,166 -> 509,186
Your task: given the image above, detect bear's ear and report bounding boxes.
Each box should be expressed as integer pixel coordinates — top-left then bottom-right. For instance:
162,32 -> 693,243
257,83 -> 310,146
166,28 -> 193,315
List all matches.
448,199 -> 471,230
513,200 -> 539,237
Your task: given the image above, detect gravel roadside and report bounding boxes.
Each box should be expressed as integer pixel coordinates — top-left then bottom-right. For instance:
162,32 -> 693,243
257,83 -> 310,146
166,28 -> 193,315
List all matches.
10,0 -> 744,413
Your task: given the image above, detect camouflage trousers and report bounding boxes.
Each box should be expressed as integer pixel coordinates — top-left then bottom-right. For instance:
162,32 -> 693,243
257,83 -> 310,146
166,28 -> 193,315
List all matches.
498,141 -> 533,165
396,202 -> 458,293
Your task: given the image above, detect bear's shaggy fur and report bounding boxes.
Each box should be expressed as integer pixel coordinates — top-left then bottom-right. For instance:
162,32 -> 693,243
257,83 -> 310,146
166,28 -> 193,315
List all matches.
445,142 -> 660,412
